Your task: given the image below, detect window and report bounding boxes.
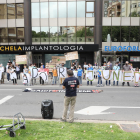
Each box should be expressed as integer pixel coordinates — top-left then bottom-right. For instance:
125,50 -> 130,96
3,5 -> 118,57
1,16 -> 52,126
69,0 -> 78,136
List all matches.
41,27 -> 49,43
68,2 -> 76,18
77,1 -> 85,18
67,26 -> 76,42
0,4 -> 7,19
32,3 -> 39,18
49,2 -> 57,18
111,26 -> 120,42
76,26 -> 85,42
131,3 -> 137,8
86,27 -> 94,42
86,2 -> 94,17
58,27 -> 67,42
121,26 -> 130,42
7,4 -> 15,19
17,28 -> 24,42
0,28 -> 8,43
50,27 -> 58,42
32,27 -> 40,42
138,2 -> 140,7
122,8 -> 125,13
59,2 -> 66,18
41,2 -> 48,18
16,4 -> 24,19
8,28 -> 16,43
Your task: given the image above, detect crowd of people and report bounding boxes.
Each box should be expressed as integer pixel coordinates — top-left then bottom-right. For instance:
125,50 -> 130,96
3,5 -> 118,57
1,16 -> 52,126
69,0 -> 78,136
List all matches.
0,59 -> 139,87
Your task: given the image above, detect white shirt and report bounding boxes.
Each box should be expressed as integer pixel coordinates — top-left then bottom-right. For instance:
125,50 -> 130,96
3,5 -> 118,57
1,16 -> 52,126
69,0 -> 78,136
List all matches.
0,67 -> 4,72
12,61 -> 15,67
16,66 -> 20,71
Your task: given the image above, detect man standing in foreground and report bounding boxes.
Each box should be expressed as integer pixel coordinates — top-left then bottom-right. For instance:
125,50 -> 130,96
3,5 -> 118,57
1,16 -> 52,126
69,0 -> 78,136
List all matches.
61,70 -> 79,123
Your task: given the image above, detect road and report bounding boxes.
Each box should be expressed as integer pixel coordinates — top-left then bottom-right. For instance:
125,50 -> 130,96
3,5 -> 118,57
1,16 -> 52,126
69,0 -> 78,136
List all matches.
0,80 -> 140,122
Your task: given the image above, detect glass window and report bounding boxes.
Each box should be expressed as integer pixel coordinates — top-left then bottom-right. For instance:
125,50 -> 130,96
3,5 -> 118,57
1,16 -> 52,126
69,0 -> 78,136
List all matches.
104,1 -> 110,17
76,26 -> 85,42
86,27 -> 94,42
111,0 -> 121,17
102,26 -> 111,42
131,3 -> 137,8
17,28 -> 24,42
130,26 -> 139,42
121,1 -> 131,17
41,2 -> 48,18
86,2 -> 94,17
32,3 -> 39,18
50,27 -> 58,42
59,2 -> 66,18
86,2 -> 94,12
58,27 -> 67,42
0,4 -> 7,19
32,27 -> 40,43
7,4 -> 15,19
16,4 -> 24,19
41,27 -> 49,43
49,2 -> 57,18
68,2 -> 76,18
0,28 -> 8,43
138,2 -> 140,7
77,1 -> 85,18
8,28 -> 16,43
121,26 -> 130,42
111,26 -> 120,42
67,26 -> 76,42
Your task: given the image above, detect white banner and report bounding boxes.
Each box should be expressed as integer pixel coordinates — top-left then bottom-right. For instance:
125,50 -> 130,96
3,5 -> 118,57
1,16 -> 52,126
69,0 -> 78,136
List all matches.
10,72 -> 17,80
32,68 -> 39,79
112,70 -> 122,81
101,70 -> 112,81
0,71 -> 2,80
86,70 -> 94,81
57,67 -> 67,78
73,71 -> 78,77
22,73 -> 31,84
38,72 -> 48,82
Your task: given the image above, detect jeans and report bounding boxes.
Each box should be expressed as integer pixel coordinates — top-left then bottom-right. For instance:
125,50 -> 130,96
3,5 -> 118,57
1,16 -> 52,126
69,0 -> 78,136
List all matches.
16,71 -> 20,79
106,80 -> 111,85
98,77 -> 102,85
7,73 -> 10,81
87,81 -> 92,85
113,81 -> 118,85
78,76 -> 82,85
52,76 -> 57,84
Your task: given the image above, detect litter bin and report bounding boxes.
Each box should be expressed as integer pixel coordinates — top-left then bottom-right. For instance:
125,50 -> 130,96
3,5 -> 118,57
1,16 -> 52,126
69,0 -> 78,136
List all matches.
41,100 -> 54,119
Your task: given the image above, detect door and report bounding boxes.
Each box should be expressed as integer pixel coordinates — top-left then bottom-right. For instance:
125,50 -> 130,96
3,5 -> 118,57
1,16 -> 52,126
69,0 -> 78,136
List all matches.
33,54 -> 42,67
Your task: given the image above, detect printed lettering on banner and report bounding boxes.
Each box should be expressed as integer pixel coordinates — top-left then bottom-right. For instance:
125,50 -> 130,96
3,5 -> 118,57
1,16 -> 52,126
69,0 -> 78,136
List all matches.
57,67 -> 67,78
113,70 -> 122,81
10,72 -> 17,79
123,71 -> 133,82
134,72 -> 140,84
22,73 -> 31,84
101,70 -> 112,80
86,70 -> 94,81
32,68 -> 39,78
38,72 -> 48,82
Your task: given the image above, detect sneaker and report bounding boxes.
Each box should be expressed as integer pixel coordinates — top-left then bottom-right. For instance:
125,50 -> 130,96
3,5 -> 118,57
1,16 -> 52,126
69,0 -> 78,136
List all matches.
97,84 -> 100,87
60,118 -> 66,122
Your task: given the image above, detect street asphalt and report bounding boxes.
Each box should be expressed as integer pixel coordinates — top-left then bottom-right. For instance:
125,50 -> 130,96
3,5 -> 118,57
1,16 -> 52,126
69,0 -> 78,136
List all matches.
0,79 -> 140,122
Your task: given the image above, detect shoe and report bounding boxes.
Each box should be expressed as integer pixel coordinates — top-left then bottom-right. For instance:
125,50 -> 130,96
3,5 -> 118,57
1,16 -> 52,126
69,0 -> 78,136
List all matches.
127,83 -> 130,86
60,118 -> 66,122
97,84 -> 100,87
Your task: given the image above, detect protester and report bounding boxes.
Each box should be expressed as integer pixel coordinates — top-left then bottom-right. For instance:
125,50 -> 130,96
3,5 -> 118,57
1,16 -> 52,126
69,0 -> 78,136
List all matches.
83,67 -> 87,80
52,66 -> 58,85
122,61 -> 131,86
41,63 -> 45,68
77,65 -> 83,86
11,66 -> 17,85
6,63 -> 10,82
97,66 -> 103,87
12,59 -> 16,67
44,65 -> 49,75
0,64 -> 4,84
113,62 -> 120,86
73,68 -> 78,78
134,67 -> 139,87
61,70 -> 79,123
87,64 -> 93,86
23,65 -> 28,74
105,62 -> 112,86
118,61 -> 121,69
94,62 -> 98,66
16,64 -> 20,80
38,65 -> 45,85
129,63 -> 133,70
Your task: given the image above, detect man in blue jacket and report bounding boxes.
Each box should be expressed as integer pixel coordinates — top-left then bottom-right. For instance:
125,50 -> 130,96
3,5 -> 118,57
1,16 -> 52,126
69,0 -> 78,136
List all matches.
87,64 -> 94,85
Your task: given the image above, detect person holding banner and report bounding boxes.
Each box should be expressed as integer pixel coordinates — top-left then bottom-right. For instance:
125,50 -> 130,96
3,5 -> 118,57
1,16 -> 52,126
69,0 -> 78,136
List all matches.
60,63 -> 66,85
97,66 -> 103,87
77,65 -> 83,86
113,62 -> 120,86
134,67 -> 139,87
105,62 -> 112,86
122,61 -> 131,86
52,66 -> 58,85
38,65 -> 45,85
11,66 -> 17,85
87,64 -> 93,86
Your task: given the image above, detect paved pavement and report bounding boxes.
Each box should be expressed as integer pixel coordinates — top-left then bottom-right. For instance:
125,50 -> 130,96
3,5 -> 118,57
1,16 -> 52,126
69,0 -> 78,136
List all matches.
0,79 -> 140,122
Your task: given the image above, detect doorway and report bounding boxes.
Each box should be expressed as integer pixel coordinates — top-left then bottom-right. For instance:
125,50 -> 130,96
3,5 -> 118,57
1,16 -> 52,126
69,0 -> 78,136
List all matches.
33,54 -> 42,67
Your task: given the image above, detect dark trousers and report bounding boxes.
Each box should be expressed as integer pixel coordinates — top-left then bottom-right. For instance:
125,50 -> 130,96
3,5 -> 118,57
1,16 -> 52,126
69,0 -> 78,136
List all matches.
87,81 -> 92,85
122,82 -> 130,86
113,81 -> 118,85
16,71 -> 20,79
40,77 -> 44,85
98,77 -> 102,85
7,73 -> 10,81
106,80 -> 111,85
13,79 -> 17,84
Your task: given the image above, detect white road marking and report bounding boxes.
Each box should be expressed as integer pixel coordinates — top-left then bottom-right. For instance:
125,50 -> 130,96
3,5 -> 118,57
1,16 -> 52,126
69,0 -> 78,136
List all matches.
74,106 -> 140,115
0,96 -> 14,105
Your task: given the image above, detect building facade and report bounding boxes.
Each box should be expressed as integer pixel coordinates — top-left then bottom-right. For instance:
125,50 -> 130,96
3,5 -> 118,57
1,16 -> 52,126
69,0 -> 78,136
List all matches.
0,0 -> 140,68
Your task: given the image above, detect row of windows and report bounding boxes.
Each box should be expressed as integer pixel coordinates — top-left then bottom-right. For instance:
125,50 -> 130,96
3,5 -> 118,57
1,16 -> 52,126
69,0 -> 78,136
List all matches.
102,26 -> 140,42
0,28 -> 24,43
104,0 -> 140,17
32,2 -> 94,19
0,4 -> 24,19
32,26 -> 94,42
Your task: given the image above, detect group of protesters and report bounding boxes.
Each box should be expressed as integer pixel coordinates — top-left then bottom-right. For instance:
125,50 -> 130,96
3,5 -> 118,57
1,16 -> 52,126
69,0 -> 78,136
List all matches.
0,59 -> 139,87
